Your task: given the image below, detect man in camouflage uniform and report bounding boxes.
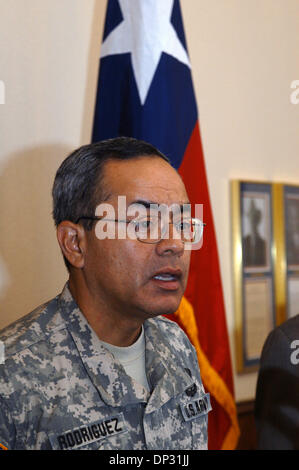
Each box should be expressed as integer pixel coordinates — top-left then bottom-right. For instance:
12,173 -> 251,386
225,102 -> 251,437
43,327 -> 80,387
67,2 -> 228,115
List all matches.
0,137 -> 210,450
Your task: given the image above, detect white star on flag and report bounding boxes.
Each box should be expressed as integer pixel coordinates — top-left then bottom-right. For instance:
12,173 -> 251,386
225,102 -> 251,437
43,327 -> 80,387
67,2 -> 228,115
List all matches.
100,0 -> 191,105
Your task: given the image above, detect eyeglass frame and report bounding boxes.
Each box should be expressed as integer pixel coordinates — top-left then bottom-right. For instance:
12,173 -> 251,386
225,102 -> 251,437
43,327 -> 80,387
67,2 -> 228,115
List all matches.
75,215 -> 206,244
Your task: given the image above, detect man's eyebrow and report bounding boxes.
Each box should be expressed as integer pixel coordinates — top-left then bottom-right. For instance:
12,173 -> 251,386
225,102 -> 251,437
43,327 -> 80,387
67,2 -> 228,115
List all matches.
129,199 -> 191,209
130,199 -> 191,209
129,199 -> 155,209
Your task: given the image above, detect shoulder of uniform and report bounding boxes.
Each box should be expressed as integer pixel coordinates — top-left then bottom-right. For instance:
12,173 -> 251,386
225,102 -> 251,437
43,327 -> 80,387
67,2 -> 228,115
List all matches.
146,316 -> 200,375
0,295 -> 60,358
148,315 -> 190,341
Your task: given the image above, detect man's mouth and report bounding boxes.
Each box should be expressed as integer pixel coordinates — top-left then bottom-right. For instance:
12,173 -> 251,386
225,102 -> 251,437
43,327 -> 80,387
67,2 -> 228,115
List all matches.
151,268 -> 182,291
153,274 -> 177,281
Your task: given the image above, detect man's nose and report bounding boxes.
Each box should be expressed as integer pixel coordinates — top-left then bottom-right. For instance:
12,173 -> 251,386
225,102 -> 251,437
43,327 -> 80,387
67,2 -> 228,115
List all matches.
155,233 -> 185,257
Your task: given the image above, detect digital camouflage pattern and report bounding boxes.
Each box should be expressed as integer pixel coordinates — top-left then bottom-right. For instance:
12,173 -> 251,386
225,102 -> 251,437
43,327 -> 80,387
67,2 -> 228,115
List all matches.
0,284 -> 210,450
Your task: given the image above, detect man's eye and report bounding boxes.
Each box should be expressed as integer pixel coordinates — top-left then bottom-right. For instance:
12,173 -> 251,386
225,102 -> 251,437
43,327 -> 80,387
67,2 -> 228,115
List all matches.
140,220 -> 151,229
136,219 -> 154,231
177,221 -> 192,231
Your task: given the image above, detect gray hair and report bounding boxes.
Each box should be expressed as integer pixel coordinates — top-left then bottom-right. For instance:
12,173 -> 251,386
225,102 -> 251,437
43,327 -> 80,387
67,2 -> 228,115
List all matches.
52,136 -> 170,269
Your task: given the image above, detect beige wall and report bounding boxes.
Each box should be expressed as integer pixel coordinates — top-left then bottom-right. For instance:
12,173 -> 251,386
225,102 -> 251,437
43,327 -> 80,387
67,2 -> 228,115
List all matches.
0,0 -> 298,402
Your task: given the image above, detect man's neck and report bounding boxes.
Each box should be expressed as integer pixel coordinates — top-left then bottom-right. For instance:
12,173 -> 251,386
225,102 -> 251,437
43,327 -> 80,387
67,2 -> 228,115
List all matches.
68,276 -> 143,347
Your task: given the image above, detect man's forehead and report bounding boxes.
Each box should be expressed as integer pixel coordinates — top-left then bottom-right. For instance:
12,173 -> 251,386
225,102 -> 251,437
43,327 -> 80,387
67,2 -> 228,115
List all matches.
102,157 -> 189,204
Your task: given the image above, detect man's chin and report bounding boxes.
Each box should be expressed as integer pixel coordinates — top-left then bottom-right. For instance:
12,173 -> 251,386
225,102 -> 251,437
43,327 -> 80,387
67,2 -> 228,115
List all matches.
144,298 -> 182,318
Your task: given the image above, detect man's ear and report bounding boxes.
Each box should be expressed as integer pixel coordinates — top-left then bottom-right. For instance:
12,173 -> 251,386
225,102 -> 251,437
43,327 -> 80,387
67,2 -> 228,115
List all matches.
56,221 -> 86,269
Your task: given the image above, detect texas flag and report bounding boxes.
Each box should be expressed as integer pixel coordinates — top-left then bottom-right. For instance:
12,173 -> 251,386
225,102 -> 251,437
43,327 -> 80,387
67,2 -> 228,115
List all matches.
92,0 -> 240,449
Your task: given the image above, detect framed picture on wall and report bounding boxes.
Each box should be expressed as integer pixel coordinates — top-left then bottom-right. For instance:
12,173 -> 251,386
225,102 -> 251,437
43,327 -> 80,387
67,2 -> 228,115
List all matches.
285,189 -> 299,269
231,181 -> 276,373
284,185 -> 299,319
241,192 -> 271,271
287,275 -> 299,318
243,277 -> 274,362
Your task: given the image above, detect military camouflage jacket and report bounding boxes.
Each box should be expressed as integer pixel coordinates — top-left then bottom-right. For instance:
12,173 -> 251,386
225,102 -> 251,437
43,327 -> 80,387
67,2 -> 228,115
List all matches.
0,284 -> 210,450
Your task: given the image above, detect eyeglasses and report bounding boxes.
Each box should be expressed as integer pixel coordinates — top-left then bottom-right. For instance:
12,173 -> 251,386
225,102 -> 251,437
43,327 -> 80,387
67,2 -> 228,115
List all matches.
75,215 -> 205,244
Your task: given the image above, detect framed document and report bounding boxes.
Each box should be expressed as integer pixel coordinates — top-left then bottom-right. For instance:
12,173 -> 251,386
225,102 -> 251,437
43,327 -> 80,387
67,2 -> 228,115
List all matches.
287,275 -> 299,318
231,181 -> 276,373
243,277 -> 274,361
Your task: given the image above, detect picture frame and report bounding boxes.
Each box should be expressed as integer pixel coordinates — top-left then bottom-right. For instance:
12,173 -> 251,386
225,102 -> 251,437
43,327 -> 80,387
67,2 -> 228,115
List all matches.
232,181 -> 299,373
284,185 -> 299,319
241,191 -> 271,272
231,181 -> 276,373
284,186 -> 299,270
287,275 -> 299,318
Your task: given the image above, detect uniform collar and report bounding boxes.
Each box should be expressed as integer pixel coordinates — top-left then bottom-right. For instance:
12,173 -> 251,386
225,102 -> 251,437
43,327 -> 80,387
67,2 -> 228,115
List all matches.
58,283 -> 195,411
58,283 -> 149,407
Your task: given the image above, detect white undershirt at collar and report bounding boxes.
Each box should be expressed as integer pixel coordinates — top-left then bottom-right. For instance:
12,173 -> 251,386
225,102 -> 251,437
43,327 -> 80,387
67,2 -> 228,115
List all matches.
99,326 -> 150,392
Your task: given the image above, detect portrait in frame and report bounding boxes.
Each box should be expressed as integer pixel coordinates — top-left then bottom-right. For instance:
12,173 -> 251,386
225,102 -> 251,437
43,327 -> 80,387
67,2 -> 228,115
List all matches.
285,189 -> 299,269
241,192 -> 271,272
231,181 -> 276,372
284,185 -> 299,319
